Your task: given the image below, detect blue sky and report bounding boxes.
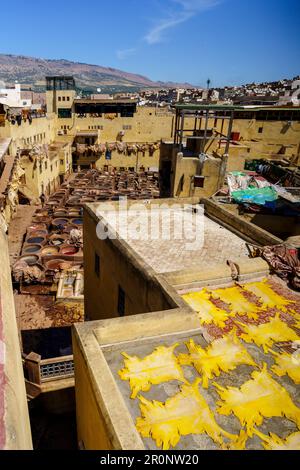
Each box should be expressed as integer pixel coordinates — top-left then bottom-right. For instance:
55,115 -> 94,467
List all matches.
0,0 -> 299,86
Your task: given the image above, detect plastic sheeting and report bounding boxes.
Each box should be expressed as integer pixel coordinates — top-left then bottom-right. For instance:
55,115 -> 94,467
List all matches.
231,186 -> 278,205
227,172 -> 278,205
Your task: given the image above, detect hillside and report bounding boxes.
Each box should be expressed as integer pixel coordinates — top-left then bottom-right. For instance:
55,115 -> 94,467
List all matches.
0,53 -> 193,92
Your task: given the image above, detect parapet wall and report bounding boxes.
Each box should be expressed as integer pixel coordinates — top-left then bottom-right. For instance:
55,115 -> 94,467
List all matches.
0,228 -> 32,449
203,198 -> 283,246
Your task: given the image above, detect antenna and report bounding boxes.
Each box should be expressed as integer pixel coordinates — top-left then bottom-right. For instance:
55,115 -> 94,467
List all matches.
207,78 -> 211,90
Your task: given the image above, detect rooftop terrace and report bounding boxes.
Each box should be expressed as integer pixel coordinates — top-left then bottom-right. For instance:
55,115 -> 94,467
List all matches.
88,203 -> 250,274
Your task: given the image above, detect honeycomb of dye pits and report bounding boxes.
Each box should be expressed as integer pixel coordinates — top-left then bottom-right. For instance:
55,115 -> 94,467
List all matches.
19,254 -> 39,266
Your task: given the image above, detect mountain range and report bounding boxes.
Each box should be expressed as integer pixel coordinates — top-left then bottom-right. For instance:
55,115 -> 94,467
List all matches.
0,53 -> 194,92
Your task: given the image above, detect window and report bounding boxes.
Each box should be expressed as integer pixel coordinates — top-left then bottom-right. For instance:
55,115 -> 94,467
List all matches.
50,165 -> 53,172
123,125 -> 132,130
194,175 -> 205,188
58,108 -> 72,118
62,96 -> 66,101
117,286 -> 125,317
60,159 -> 64,165
94,252 -> 100,277
67,97 -> 70,101
45,161 -> 47,170
258,127 -> 263,134
58,97 -> 61,101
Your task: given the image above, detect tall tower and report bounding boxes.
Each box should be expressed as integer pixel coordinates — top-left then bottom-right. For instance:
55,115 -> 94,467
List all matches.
46,76 -> 76,115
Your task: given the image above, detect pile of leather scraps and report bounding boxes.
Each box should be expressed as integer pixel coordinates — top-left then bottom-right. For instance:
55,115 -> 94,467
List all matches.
76,143 -> 87,154
13,260 -> 45,283
75,141 -> 160,156
116,142 -> 126,153
258,244 -> 300,290
69,228 -> 83,247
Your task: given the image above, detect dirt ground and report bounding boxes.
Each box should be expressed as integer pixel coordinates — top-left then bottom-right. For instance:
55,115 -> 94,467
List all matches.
8,204 -> 40,266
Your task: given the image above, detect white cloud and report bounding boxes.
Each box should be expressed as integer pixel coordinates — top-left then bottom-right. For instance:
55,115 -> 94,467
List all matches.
173,0 -> 220,10
145,0 -> 221,45
116,48 -> 137,60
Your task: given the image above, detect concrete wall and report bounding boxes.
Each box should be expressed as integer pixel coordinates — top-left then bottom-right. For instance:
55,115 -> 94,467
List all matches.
93,147 -> 159,172
20,142 -> 72,198
72,336 -> 113,450
2,116 -> 57,157
160,143 -> 227,199
0,227 -> 32,449
203,198 -> 283,246
174,154 -> 227,198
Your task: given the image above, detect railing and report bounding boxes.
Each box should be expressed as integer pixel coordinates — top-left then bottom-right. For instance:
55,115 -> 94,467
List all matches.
24,352 -> 74,386
40,356 -> 74,382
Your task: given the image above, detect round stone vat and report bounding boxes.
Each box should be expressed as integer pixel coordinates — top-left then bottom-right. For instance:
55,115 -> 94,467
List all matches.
54,209 -> 68,217
27,229 -> 48,238
19,254 -> 39,266
52,218 -> 69,228
63,225 -> 78,234
49,234 -> 68,246
41,246 -> 60,256
60,245 -> 79,256
45,258 -> 67,270
26,236 -> 46,245
28,223 -> 47,232
22,244 -> 42,254
70,218 -> 83,226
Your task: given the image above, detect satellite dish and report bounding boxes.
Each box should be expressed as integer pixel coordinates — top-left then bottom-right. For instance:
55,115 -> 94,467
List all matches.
97,88 -> 101,93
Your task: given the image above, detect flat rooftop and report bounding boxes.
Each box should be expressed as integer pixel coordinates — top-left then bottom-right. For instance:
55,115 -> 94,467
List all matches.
87,202 -> 250,274
174,103 -> 300,112
74,274 -> 300,450
74,98 -> 137,105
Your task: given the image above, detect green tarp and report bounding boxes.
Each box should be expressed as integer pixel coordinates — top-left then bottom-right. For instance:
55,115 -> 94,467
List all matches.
231,186 -> 278,205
